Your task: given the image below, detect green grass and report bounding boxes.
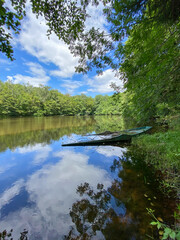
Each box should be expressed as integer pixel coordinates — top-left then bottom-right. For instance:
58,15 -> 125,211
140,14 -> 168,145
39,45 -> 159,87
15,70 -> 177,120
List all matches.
132,130 -> 180,196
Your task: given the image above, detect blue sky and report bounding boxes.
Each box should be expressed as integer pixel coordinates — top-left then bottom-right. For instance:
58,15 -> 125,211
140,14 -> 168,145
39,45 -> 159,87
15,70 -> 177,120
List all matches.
0,2 -> 124,97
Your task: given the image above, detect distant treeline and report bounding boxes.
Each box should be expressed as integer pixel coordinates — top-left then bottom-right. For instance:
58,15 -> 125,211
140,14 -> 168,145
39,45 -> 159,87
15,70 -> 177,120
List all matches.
0,80 -> 122,116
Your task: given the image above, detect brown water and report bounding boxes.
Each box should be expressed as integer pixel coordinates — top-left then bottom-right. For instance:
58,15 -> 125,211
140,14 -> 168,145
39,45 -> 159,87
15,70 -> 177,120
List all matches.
0,116 -> 175,239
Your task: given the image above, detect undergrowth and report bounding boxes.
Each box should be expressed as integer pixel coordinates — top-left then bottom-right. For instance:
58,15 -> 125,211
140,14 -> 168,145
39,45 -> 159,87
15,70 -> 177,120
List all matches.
132,129 -> 180,197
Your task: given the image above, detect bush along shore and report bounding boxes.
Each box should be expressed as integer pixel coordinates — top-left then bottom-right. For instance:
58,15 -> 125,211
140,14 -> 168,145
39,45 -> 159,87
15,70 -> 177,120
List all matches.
132,117 -> 180,198
131,117 -> 180,240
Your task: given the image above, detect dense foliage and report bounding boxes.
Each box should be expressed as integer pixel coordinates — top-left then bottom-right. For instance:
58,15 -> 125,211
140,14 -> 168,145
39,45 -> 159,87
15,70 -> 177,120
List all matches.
94,93 -> 123,115
0,80 -> 123,116
119,13 -> 180,123
132,129 -> 180,196
0,80 -> 95,116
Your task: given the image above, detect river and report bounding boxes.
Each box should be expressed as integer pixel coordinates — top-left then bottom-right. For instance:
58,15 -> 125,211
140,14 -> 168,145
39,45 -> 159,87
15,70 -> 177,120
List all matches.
0,116 -> 175,239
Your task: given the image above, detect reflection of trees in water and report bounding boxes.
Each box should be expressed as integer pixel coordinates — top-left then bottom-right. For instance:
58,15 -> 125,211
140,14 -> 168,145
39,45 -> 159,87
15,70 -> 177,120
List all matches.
94,116 -> 134,134
0,229 -> 28,240
0,116 -> 95,136
65,150 -> 176,240
64,182 -> 114,240
0,115 -> 132,153
0,126 -> 96,153
0,117 -> 96,152
65,179 -> 153,239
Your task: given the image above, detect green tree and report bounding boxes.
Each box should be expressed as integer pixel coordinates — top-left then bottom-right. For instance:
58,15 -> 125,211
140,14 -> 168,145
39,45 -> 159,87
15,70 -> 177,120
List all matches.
119,19 -> 180,123
94,94 -> 122,115
0,81 -> 95,117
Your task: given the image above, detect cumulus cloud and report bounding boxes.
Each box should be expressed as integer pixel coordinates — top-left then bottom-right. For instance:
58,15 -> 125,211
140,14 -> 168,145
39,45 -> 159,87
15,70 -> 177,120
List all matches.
13,2 -> 110,81
85,2 -> 108,32
16,5 -> 79,79
57,68 -> 124,95
7,62 -> 50,86
60,80 -> 83,95
5,1 -> 122,95
86,69 -> 124,94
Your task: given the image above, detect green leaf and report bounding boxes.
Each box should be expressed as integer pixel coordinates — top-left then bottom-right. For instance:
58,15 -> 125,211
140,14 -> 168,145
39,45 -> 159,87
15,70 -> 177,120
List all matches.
176,231 -> 180,240
157,222 -> 161,229
164,227 -> 172,235
150,221 -> 157,225
169,231 -> 176,239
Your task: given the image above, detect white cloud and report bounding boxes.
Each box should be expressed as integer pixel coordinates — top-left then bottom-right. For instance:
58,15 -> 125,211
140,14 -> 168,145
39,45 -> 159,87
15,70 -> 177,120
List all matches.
60,80 -> 83,95
14,2 -> 110,82
0,163 -> 15,174
4,1 -> 121,95
80,91 -> 88,95
16,5 -> 79,79
33,146 -> 51,165
0,179 -> 24,209
17,144 -> 45,154
85,3 -> 108,32
17,143 -> 52,165
96,146 -> 127,158
57,68 -> 124,95
7,62 -> 50,86
0,58 -> 11,65
86,69 -> 124,94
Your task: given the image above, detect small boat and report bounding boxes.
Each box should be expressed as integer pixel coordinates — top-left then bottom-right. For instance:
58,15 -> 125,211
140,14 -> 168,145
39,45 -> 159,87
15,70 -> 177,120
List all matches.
62,126 -> 152,146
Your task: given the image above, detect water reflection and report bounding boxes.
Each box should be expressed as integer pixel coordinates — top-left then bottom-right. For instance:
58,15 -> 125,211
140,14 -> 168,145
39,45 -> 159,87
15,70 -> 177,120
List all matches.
0,115 -> 128,153
0,116 -> 96,136
0,179 -> 25,210
66,180 -> 146,240
96,146 -> 126,158
0,116 -> 96,153
64,149 -> 176,240
0,116 -> 175,239
0,150 -> 111,239
93,116 -> 134,134
65,172 -> 152,239
16,144 -> 52,165
66,183 -> 112,240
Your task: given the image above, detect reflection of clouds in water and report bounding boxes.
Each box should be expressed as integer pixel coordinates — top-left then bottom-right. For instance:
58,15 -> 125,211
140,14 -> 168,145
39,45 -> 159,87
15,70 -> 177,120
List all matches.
0,150 -> 111,239
17,143 -> 52,165
96,146 -> 126,157
0,179 -> 25,209
17,144 -> 46,153
0,163 -> 15,174
33,145 -> 51,165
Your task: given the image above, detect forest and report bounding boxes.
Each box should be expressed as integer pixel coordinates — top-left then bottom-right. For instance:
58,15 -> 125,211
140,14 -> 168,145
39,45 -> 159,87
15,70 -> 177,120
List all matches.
0,80 -> 123,116
0,72 -> 179,125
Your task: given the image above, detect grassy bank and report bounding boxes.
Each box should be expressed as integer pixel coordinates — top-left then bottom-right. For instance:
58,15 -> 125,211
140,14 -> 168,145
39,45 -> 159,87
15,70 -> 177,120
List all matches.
132,126 -> 180,198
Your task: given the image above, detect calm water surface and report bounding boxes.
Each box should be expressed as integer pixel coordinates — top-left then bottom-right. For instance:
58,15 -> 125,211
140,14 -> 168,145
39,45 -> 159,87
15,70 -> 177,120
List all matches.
0,116 -> 174,239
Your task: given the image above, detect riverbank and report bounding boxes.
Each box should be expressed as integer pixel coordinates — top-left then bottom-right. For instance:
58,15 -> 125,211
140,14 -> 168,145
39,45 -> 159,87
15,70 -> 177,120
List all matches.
131,118 -> 180,239
132,118 -> 180,198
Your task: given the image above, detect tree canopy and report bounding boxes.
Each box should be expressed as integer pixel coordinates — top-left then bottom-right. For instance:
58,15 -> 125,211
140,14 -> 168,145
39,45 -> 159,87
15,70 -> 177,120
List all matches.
0,80 -> 122,116
1,0 -> 179,65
